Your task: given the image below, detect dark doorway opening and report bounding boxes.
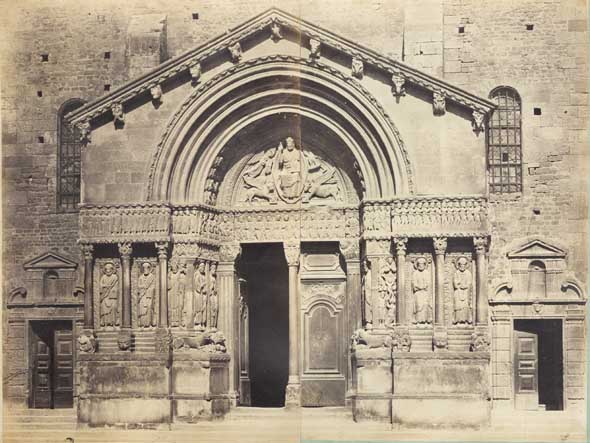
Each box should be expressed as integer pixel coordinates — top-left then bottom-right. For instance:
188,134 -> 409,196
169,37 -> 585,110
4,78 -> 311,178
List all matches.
514,319 -> 563,411
241,243 -> 289,407
29,320 -> 74,408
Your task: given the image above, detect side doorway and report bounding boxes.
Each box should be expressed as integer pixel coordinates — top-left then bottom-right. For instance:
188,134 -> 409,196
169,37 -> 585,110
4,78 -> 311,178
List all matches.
29,320 -> 74,408
513,319 -> 564,411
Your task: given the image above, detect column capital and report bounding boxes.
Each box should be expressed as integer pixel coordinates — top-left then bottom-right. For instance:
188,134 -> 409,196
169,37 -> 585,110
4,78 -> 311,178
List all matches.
155,242 -> 168,259
394,237 -> 408,255
118,242 -> 133,258
474,236 -> 488,254
365,238 -> 390,256
340,239 -> 360,261
433,237 -> 447,255
219,242 -> 241,263
283,241 -> 300,266
81,243 -> 94,260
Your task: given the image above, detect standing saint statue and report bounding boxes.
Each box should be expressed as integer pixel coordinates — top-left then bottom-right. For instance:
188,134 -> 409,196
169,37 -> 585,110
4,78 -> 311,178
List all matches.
137,262 -> 156,328
208,262 -> 219,329
362,258 -> 373,329
452,257 -> 473,324
378,256 -> 397,328
193,261 -> 207,330
412,257 -> 433,325
168,260 -> 187,327
99,262 -> 119,327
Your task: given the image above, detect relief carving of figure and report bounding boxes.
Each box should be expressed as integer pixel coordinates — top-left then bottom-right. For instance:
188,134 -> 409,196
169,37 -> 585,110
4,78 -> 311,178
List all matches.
99,262 -> 119,327
412,257 -> 433,325
362,259 -> 373,329
193,261 -> 208,330
453,257 -> 473,325
137,262 -> 156,328
276,137 -> 304,200
208,262 -> 219,329
378,256 -> 397,328
168,260 -> 187,327
242,148 -> 277,202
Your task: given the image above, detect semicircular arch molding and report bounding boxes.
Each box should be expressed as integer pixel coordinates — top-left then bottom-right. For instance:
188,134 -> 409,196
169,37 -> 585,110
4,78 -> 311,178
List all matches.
147,56 -> 415,204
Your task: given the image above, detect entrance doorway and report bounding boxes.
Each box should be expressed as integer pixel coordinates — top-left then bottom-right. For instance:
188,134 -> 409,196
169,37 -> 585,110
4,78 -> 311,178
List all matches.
240,243 -> 289,407
29,320 -> 74,408
513,319 -> 563,411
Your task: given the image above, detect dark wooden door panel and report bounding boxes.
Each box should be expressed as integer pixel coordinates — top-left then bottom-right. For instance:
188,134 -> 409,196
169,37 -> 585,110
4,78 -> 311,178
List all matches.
31,326 -> 52,408
514,329 -> 539,410
53,328 -> 74,408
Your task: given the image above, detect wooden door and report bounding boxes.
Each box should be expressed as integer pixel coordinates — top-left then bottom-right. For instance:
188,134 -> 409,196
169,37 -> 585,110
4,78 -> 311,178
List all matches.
53,328 -> 74,408
514,329 -> 539,410
30,324 -> 52,408
238,278 -> 251,405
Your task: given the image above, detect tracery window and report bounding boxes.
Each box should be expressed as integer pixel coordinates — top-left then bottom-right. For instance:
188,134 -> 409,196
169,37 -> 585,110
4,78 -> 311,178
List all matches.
487,87 -> 522,193
57,99 -> 85,211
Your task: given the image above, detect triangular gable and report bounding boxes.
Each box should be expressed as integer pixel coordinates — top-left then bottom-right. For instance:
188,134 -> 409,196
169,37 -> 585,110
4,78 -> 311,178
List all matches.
66,8 -> 495,129
23,251 -> 78,270
507,239 -> 567,259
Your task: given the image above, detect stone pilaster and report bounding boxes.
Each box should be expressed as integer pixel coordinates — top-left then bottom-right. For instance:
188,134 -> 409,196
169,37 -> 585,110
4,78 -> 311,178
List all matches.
81,244 -> 94,329
394,238 -> 408,324
156,242 -> 168,328
118,242 -> 133,330
283,240 -> 301,407
474,237 -> 488,325
433,237 -> 447,326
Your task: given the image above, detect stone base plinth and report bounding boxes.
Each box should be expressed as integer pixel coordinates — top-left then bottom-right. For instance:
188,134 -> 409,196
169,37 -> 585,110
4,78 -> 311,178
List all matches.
447,326 -> 474,352
78,351 -> 230,427
351,347 -> 392,422
392,396 -> 490,428
409,327 -> 433,352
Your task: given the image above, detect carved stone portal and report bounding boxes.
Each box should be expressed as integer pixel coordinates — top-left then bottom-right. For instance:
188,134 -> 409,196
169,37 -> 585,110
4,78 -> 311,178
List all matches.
237,137 -> 343,205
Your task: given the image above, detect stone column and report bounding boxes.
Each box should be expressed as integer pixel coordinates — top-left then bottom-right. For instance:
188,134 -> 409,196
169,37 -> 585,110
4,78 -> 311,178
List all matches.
118,242 -> 133,329
394,238 -> 408,324
474,237 -> 489,325
82,244 -> 94,329
156,242 -> 168,328
283,240 -> 301,407
218,243 -> 241,406
433,237 -> 447,325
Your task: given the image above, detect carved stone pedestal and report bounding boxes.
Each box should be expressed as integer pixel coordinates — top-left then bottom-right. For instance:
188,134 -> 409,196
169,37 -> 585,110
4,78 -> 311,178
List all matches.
409,326 -> 433,352
448,326 -> 474,352
351,345 -> 392,422
285,382 -> 302,408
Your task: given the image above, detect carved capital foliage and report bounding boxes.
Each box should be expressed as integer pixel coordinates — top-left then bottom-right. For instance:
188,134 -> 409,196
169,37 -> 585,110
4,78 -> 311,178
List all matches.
391,71 -> 406,98
189,62 -> 202,83
111,102 -> 125,125
228,42 -> 242,63
270,21 -> 282,41
283,241 -> 300,266
155,242 -> 169,259
474,236 -> 488,254
81,243 -> 94,260
77,121 -> 91,144
433,237 -> 447,255
472,110 -> 485,133
394,237 -> 408,256
309,38 -> 321,60
433,91 -> 446,116
340,239 -> 360,261
219,243 -> 241,263
351,57 -> 364,79
150,84 -> 163,102
118,242 -> 133,259
365,238 -> 390,256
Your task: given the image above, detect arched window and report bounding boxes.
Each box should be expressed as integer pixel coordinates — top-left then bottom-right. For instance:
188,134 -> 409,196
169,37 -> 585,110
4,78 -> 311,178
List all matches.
488,87 -> 522,193
58,99 -> 85,211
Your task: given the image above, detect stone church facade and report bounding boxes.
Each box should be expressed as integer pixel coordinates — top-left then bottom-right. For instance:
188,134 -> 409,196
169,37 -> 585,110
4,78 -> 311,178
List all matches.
2,1 -> 587,429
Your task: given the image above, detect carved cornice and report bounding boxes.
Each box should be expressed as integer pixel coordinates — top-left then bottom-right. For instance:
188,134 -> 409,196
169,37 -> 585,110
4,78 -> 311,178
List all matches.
65,9 -> 495,139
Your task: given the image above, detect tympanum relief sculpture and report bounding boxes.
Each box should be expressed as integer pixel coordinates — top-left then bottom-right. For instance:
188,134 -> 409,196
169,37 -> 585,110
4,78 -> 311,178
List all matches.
99,262 -> 120,328
237,137 -> 343,205
412,257 -> 433,325
137,262 -> 157,328
168,259 -> 187,327
452,256 -> 473,325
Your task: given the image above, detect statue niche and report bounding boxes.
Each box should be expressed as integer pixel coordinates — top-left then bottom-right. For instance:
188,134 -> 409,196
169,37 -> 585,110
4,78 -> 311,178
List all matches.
237,137 -> 343,205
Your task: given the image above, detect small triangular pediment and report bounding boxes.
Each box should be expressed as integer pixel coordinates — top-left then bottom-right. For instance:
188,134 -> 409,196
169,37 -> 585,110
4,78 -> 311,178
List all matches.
507,239 -> 566,259
66,8 -> 495,128
23,251 -> 78,270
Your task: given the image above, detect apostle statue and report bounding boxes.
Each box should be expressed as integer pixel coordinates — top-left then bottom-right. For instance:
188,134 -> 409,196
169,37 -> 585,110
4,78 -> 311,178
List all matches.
378,256 -> 397,328
137,262 -> 156,328
193,261 -> 208,330
412,257 -> 433,325
452,257 -> 473,324
168,259 -> 187,327
208,262 -> 219,329
99,262 -> 119,327
362,258 -> 373,329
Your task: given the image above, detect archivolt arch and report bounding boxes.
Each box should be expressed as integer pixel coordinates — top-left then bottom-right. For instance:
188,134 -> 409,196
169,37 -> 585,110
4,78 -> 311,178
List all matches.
146,55 -> 414,203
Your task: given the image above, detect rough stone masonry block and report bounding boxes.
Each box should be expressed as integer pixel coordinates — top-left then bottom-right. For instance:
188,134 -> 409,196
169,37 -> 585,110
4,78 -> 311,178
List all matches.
127,14 -> 168,79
